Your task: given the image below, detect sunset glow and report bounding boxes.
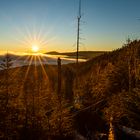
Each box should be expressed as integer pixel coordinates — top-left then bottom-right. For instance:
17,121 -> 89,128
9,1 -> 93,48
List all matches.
31,45 -> 39,53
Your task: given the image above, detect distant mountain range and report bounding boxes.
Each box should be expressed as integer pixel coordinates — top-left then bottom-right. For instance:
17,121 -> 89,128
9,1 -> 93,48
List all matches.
46,51 -> 106,59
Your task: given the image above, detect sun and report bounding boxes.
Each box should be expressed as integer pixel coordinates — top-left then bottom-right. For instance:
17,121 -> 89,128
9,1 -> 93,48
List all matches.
31,45 -> 39,53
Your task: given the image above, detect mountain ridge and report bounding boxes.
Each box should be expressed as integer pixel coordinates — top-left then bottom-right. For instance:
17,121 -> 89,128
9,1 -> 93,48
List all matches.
46,51 -> 107,59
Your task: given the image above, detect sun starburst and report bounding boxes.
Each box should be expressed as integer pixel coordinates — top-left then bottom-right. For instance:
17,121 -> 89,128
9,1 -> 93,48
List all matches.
31,45 -> 39,53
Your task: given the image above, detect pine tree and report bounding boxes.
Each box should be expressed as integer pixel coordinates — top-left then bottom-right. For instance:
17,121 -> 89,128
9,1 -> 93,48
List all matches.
0,53 -> 13,139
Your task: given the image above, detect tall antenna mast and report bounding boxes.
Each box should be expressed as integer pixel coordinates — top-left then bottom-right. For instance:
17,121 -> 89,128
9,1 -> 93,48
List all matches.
76,0 -> 81,67
75,0 -> 82,104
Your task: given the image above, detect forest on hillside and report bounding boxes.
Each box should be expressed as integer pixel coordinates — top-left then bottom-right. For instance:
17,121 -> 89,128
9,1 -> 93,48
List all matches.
0,40 -> 140,140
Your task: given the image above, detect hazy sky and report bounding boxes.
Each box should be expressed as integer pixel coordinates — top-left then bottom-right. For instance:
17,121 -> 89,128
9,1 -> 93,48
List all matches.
0,0 -> 140,53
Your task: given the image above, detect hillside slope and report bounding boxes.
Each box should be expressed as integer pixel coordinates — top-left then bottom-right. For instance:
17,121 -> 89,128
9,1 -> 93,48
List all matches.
72,40 -> 140,131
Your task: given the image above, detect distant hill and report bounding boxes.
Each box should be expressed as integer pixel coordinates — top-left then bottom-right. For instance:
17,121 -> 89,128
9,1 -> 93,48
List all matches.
46,51 -> 106,59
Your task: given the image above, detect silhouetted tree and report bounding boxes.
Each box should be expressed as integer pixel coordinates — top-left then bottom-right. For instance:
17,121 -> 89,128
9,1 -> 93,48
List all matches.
0,53 -> 13,139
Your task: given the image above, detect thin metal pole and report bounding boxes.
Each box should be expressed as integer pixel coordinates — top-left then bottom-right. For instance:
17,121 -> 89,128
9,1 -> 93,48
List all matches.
76,0 -> 81,86
76,0 -> 81,65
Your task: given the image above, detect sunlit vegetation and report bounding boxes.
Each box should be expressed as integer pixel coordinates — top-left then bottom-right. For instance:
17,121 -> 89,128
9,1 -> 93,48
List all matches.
0,40 -> 140,139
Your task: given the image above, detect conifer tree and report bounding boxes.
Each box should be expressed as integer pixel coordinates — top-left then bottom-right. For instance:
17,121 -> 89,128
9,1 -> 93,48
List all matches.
0,53 -> 13,139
